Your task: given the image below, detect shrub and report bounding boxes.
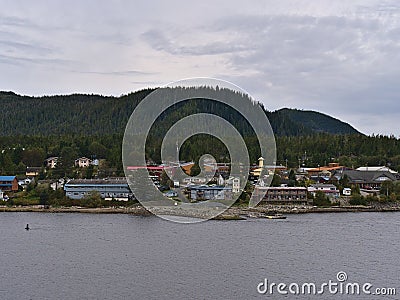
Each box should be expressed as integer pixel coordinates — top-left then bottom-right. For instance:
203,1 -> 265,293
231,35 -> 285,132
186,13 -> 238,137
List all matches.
349,194 -> 367,206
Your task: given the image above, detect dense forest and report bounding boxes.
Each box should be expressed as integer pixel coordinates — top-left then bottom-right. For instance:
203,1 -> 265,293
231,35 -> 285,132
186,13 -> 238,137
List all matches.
0,88 -> 359,136
1,133 -> 400,177
272,108 -> 360,135
0,87 -> 399,178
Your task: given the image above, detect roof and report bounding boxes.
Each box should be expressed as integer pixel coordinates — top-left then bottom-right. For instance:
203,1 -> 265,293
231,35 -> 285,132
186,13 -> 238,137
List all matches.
256,186 -> 307,190
356,166 -> 397,174
188,185 -> 230,190
127,166 -> 165,171
180,162 -> 194,167
338,170 -> 398,183
26,167 -> 42,171
65,178 -> 128,185
308,165 -> 345,172
0,176 -> 16,181
45,157 -> 58,161
309,183 -> 337,188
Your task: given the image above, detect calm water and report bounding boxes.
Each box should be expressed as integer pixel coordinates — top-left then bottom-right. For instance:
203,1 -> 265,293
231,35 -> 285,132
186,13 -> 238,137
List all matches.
0,212 -> 399,300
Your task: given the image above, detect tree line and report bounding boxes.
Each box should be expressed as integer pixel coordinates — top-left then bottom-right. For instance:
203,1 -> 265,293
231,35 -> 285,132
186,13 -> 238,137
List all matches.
1,133 -> 400,178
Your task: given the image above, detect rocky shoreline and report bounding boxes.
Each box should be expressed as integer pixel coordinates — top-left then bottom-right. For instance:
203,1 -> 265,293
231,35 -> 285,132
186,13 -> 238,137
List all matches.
1,204 -> 400,220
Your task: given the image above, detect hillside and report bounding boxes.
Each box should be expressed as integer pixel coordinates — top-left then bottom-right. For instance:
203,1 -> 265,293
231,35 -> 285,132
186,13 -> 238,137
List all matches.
273,108 -> 360,135
0,89 -> 360,137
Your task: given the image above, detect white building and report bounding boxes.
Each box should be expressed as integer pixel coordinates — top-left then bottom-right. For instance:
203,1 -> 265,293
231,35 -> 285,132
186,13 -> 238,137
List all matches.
75,157 -> 91,168
308,184 -> 340,198
50,178 -> 65,190
343,188 -> 352,196
231,177 -> 240,193
225,176 -> 241,193
18,178 -> 32,188
45,157 -> 58,169
216,176 -> 241,193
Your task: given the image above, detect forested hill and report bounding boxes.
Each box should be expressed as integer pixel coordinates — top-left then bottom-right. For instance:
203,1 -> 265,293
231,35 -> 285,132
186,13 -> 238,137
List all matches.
273,108 -> 360,135
0,89 -> 360,136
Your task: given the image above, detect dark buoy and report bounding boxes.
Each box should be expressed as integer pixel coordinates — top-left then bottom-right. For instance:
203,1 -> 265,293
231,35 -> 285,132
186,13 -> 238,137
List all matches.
25,224 -> 30,230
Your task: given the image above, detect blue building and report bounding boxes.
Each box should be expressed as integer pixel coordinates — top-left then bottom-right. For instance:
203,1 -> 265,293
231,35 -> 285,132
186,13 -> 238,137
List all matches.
0,176 -> 18,192
188,185 -> 232,201
64,178 -> 133,201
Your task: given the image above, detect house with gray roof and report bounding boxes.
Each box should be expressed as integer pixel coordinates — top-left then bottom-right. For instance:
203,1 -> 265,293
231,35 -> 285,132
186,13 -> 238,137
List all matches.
332,170 -> 398,190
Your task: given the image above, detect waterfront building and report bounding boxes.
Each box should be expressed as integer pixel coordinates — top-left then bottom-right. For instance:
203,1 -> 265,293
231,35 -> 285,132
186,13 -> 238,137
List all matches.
187,185 -> 232,201
254,186 -> 309,205
307,183 -> 340,198
64,178 -> 133,201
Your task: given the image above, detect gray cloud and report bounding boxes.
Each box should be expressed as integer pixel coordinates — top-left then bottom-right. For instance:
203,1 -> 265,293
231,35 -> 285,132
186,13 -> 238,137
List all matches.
208,14 -> 400,116
0,0 -> 400,135
0,53 -> 71,66
0,40 -> 53,55
141,29 -> 250,56
0,15 -> 36,28
73,70 -> 156,76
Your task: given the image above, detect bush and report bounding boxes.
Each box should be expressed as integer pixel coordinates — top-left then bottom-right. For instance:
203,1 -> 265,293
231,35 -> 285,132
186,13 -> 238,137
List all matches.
349,194 -> 367,206
365,195 -> 379,203
313,191 -> 331,207
80,191 -> 103,208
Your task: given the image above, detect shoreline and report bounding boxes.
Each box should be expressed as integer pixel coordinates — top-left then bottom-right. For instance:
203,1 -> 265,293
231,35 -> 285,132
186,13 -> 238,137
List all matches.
1,204 -> 400,219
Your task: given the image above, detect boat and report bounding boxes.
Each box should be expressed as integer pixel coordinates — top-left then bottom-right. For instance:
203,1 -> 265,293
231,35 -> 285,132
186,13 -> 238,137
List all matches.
265,213 -> 286,219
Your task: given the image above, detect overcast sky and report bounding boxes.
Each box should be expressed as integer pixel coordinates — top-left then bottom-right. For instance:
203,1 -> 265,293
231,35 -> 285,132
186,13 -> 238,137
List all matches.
1,0 -> 399,136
